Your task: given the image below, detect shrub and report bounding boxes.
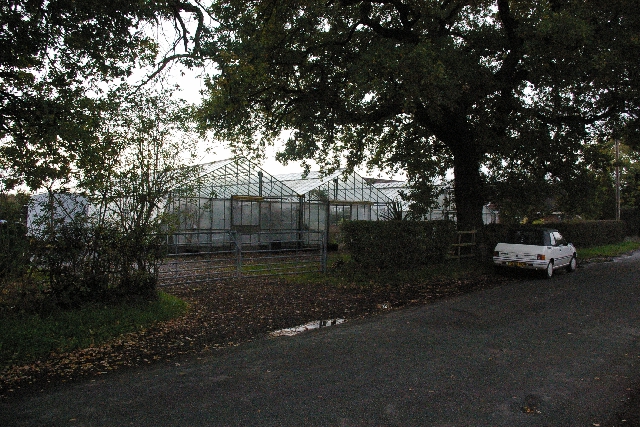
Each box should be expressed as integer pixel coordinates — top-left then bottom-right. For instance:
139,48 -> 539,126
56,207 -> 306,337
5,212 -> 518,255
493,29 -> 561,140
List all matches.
554,220 -> 626,247
0,221 -> 29,280
341,220 -> 457,269
621,207 -> 640,237
26,219 -> 163,310
0,193 -> 29,281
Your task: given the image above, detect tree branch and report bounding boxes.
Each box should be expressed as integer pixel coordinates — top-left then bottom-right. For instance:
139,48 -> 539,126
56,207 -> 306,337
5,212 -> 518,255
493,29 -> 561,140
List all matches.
171,0 -> 206,55
536,108 -> 614,127
358,1 -> 421,44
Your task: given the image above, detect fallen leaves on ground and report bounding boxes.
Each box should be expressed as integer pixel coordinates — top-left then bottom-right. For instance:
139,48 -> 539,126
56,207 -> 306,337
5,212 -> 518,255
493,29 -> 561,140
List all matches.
0,273 -> 506,397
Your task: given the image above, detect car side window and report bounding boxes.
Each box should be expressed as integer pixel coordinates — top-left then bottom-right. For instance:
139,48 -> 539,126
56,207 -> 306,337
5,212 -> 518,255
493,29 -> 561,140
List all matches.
548,233 -> 556,246
552,232 -> 566,246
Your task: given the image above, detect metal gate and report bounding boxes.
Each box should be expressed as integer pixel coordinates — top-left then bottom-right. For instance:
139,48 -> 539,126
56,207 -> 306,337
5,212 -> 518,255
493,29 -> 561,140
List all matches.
158,230 -> 326,286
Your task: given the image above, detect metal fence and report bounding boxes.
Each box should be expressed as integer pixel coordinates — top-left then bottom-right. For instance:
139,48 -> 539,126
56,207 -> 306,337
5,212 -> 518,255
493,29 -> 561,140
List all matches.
158,230 -> 327,286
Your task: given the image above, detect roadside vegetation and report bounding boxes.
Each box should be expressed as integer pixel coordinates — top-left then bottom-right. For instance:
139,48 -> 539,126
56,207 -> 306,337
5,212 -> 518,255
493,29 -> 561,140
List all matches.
577,239 -> 640,260
3,238 -> 639,373
0,292 -> 187,370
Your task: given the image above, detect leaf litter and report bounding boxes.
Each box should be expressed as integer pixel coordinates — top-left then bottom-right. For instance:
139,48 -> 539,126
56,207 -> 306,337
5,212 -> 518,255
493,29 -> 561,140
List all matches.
0,274 -> 504,397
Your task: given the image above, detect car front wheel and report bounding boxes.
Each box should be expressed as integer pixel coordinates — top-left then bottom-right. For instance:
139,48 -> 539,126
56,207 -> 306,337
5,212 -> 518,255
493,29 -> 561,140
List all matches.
544,261 -> 554,279
566,256 -> 577,273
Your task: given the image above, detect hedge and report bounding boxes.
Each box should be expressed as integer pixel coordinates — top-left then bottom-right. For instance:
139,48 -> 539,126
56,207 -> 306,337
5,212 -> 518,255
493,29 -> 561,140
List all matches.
621,207 -> 640,237
481,220 -> 627,255
341,220 -> 457,269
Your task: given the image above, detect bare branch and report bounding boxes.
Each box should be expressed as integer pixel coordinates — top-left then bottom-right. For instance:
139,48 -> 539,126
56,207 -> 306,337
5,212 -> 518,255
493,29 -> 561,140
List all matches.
137,53 -> 197,88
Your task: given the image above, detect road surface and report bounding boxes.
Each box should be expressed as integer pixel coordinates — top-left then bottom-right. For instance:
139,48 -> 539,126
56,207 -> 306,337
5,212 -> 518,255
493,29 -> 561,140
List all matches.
2,255 -> 640,426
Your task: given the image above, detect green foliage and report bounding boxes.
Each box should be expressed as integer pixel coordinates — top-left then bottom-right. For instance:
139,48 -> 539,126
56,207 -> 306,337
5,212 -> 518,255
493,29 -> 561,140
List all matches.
488,147 -> 617,223
554,221 -> 627,248
0,292 -> 187,369
27,219 -> 164,309
0,193 -> 29,280
617,142 -> 640,212
379,200 -> 405,221
7,88 -> 203,311
621,207 -> 640,237
197,1 -> 640,229
341,220 -> 456,269
0,1 -> 206,191
0,1 -> 149,190
79,86 -> 202,241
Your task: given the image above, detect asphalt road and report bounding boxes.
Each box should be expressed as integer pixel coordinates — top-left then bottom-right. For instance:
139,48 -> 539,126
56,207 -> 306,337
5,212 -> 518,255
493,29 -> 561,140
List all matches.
2,255 -> 640,426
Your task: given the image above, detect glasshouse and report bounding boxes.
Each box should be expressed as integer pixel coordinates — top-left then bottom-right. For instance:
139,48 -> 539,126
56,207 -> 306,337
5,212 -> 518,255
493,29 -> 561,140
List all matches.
370,180 -> 499,224
166,157 -> 393,252
23,157 -> 498,283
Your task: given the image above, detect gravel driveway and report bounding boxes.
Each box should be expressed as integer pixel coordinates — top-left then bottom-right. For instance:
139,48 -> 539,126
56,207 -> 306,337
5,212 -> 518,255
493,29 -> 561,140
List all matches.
1,256 -> 640,426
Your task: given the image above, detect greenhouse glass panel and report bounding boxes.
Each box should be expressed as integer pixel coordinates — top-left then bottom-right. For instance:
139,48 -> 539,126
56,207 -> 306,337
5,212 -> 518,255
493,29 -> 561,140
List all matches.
168,158 -> 394,248
169,157 -> 300,234
274,169 -> 392,231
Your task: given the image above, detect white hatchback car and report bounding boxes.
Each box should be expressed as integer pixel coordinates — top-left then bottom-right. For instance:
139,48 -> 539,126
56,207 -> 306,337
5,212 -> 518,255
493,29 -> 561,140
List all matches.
493,228 -> 577,278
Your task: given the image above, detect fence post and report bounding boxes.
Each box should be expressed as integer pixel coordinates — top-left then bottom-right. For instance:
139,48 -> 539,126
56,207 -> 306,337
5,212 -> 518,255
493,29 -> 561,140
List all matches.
232,231 -> 242,278
321,231 -> 327,274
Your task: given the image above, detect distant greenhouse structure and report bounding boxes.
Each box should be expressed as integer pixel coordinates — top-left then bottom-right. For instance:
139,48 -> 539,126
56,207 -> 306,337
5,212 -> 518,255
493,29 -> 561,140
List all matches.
275,169 -> 392,235
370,180 -> 499,224
166,157 -> 393,252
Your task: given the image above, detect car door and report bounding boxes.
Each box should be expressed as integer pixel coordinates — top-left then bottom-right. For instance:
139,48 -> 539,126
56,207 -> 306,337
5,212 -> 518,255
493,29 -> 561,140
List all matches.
551,231 -> 570,267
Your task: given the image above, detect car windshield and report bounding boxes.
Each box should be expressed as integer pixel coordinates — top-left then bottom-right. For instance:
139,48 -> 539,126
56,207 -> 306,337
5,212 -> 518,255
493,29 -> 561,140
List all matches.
506,230 -> 546,246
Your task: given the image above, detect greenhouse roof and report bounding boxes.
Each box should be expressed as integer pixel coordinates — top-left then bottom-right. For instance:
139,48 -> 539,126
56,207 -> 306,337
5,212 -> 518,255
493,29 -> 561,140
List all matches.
174,157 -> 393,204
371,181 -> 406,190
275,170 -> 392,203
184,157 -> 299,200
371,181 -> 407,204
274,170 -> 344,196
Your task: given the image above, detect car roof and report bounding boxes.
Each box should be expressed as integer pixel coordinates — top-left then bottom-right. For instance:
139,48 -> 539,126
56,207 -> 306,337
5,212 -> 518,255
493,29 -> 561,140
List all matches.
513,227 -> 558,232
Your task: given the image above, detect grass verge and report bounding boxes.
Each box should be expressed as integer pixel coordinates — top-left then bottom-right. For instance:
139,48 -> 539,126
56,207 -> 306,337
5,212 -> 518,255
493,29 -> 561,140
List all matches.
577,239 -> 640,260
0,291 -> 187,370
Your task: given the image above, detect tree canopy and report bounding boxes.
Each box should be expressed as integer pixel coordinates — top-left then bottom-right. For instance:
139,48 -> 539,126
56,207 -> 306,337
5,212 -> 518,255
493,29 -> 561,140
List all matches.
2,1 -> 639,228
196,0 -> 640,228
0,0 -> 206,191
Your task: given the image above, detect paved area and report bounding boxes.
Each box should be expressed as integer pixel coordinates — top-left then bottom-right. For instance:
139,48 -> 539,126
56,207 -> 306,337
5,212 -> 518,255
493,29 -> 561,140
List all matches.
2,256 -> 640,426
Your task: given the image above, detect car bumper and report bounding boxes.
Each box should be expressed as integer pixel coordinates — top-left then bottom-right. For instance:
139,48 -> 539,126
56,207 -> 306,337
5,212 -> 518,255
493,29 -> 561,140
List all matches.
493,257 -> 548,270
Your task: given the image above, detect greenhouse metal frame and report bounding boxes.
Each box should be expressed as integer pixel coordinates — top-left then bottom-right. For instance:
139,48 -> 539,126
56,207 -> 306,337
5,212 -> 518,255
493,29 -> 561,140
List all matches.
166,157 -> 393,252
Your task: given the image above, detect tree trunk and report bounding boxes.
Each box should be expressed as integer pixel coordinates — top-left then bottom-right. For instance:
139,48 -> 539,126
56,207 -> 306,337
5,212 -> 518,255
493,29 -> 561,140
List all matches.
415,109 -> 485,230
451,148 -> 485,231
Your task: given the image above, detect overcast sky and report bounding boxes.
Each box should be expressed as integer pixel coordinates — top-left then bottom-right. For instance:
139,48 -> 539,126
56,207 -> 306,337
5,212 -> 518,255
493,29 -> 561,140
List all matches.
145,18 -> 406,182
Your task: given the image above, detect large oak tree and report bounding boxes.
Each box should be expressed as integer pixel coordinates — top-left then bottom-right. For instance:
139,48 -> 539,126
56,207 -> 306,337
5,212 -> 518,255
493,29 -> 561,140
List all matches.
196,0 -> 640,228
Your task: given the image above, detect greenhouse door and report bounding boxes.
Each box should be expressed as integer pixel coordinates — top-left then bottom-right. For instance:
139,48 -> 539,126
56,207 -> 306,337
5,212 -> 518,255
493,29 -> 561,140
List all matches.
231,196 -> 262,235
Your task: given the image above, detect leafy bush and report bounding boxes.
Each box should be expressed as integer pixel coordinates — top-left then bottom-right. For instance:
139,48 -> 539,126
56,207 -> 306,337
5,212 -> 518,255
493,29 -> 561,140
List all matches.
621,207 -> 640,237
0,221 -> 29,281
341,220 -> 457,269
0,193 -> 29,280
554,220 -> 627,247
25,219 -> 164,310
